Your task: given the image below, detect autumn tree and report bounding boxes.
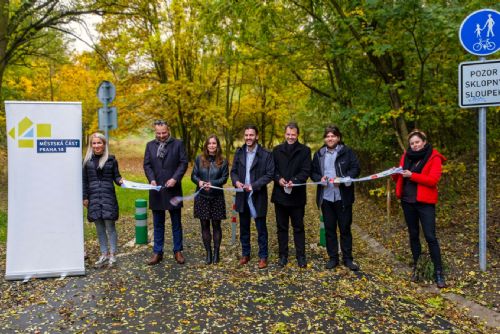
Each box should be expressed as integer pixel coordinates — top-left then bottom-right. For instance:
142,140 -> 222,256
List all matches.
208,0 -> 498,164
0,0 -> 105,146
91,0 -> 229,159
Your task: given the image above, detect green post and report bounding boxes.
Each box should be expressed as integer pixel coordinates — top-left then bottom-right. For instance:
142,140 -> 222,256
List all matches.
135,199 -> 148,244
319,214 -> 326,247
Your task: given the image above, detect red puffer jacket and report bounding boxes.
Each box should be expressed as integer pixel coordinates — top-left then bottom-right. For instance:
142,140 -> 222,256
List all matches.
393,149 -> 446,204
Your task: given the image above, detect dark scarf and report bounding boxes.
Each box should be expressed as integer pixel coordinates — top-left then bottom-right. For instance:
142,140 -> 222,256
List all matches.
284,140 -> 299,155
403,143 -> 433,174
156,135 -> 174,159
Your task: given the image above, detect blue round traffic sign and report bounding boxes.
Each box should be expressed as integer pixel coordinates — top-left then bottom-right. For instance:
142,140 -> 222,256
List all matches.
459,9 -> 500,56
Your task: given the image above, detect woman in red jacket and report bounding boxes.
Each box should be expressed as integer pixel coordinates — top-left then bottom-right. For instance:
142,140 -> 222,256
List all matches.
393,129 -> 446,288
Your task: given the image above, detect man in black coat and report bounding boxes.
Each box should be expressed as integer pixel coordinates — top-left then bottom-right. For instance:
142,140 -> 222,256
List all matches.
311,125 -> 361,271
231,125 -> 274,269
271,122 -> 311,268
144,120 -> 188,265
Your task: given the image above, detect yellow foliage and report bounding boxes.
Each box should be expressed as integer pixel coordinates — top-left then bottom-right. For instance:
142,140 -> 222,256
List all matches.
369,187 -> 386,197
442,161 -> 466,175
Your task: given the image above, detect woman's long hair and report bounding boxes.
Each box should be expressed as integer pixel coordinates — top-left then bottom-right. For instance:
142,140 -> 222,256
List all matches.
201,134 -> 224,168
83,133 -> 109,169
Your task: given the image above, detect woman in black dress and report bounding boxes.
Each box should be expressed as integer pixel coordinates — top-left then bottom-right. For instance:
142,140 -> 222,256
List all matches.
191,135 -> 229,264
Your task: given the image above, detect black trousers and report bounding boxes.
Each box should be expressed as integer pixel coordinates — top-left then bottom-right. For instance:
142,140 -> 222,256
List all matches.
401,201 -> 443,272
275,203 -> 306,259
321,200 -> 353,261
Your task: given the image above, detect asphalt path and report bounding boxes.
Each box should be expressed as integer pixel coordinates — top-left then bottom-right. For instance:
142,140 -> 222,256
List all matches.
2,241 -> 467,333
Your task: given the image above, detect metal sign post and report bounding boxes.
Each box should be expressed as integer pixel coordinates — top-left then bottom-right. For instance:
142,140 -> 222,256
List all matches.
97,81 -> 117,142
459,8 -> 500,271
478,104 -> 487,271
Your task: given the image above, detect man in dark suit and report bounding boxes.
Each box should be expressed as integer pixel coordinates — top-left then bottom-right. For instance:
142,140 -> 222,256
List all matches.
144,120 -> 188,265
271,122 -> 311,268
231,125 -> 274,269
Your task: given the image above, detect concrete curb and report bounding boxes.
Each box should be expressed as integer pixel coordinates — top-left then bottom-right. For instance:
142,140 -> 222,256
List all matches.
352,224 -> 500,330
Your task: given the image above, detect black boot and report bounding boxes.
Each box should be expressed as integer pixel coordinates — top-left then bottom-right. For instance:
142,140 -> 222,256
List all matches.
205,247 -> 212,265
411,264 -> 419,282
212,247 -> 220,264
435,271 -> 446,289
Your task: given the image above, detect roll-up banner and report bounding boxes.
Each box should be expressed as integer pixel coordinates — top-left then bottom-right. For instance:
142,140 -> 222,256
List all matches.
5,101 -> 85,280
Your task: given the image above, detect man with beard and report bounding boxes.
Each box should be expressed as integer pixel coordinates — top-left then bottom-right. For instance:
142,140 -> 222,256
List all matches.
271,122 -> 311,268
144,120 -> 188,265
231,125 -> 274,269
311,125 -> 361,271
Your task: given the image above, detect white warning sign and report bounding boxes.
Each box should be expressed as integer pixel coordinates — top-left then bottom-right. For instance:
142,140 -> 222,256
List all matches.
459,59 -> 500,108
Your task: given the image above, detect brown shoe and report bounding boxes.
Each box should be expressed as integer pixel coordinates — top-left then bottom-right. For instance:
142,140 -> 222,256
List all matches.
239,256 -> 250,265
174,251 -> 185,264
147,253 -> 163,265
258,258 -> 268,269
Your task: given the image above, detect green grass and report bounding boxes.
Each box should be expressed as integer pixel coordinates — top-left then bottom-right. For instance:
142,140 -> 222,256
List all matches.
1,136 -> 198,246
82,174 -> 196,240
0,175 -> 197,243
0,210 -> 6,244
116,175 -> 197,216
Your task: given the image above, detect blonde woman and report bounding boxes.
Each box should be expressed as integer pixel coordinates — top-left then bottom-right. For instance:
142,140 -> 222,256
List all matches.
83,133 -> 123,268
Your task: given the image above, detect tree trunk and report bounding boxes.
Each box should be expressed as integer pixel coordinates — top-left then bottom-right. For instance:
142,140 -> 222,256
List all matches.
176,100 -> 191,160
0,63 -> 5,146
386,178 -> 391,224
330,0 -> 408,150
0,62 -> 5,108
0,0 -> 9,118
224,64 -> 232,160
259,86 -> 267,148
388,87 -> 408,150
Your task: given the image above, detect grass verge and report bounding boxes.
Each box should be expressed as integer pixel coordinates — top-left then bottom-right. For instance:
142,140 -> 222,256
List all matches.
82,174 -> 196,240
0,210 -> 6,244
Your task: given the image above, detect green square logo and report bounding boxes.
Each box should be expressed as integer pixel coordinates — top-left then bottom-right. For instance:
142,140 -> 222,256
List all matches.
18,139 -> 34,148
37,124 -> 51,138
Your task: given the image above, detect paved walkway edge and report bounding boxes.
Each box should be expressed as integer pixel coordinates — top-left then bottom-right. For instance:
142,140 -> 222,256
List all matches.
120,225 -> 499,329
352,224 -> 500,330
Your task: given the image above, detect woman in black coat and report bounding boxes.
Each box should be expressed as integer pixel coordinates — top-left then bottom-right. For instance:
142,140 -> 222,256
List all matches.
191,135 -> 229,264
83,133 -> 123,268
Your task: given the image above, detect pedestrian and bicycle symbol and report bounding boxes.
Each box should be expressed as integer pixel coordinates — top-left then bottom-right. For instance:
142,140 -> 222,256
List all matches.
459,9 -> 500,56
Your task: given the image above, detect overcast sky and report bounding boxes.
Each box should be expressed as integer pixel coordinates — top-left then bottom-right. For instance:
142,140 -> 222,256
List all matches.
66,14 -> 102,53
